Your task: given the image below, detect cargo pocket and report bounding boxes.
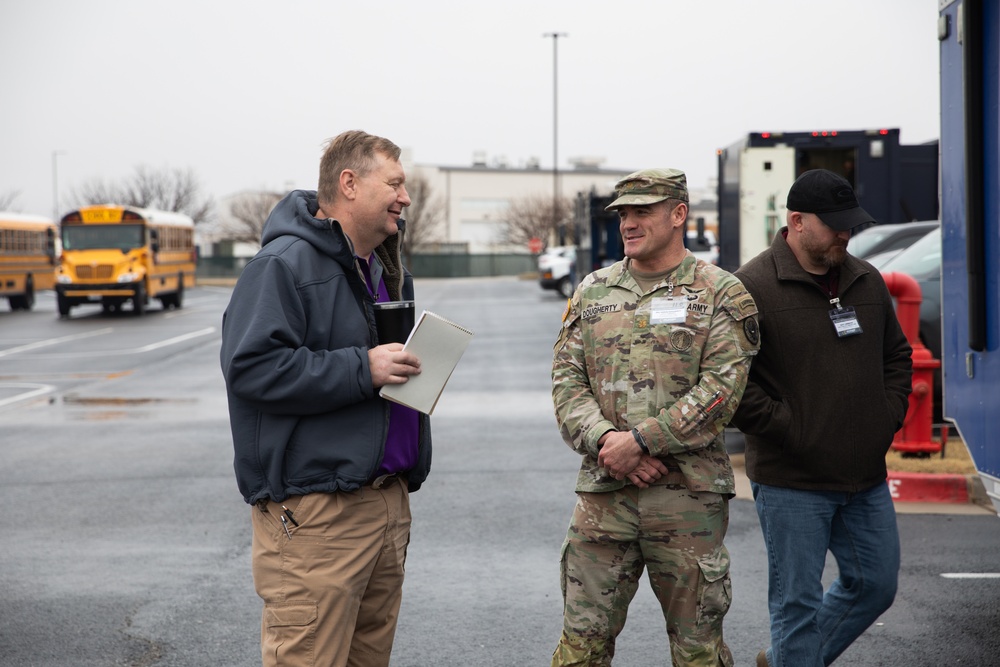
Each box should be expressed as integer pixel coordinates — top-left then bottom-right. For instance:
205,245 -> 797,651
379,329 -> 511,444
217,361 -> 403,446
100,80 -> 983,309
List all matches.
558,538 -> 571,600
262,601 -> 318,667
696,548 -> 732,629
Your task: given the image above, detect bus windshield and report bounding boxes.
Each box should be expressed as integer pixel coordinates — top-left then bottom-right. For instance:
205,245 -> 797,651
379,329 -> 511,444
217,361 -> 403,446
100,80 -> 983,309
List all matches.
62,224 -> 144,251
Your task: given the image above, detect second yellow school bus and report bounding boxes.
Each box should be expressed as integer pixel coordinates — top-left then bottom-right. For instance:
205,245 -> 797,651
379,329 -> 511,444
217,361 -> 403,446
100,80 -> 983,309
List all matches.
0,213 -> 57,311
56,205 -> 196,317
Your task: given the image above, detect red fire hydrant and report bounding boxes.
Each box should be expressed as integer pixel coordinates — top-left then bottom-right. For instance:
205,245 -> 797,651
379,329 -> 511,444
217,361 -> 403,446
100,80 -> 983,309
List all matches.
882,271 -> 948,456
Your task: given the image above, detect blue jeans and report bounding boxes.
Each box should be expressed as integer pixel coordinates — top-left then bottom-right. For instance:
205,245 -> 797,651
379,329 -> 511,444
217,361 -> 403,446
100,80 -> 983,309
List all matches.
752,482 -> 899,667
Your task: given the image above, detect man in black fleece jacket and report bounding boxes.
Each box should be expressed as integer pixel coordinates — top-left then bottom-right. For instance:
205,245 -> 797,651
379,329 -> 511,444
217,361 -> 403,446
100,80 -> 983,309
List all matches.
732,170 -> 912,667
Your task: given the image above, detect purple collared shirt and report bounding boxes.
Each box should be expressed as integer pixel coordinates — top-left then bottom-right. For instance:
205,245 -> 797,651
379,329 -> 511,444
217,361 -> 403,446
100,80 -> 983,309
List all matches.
358,255 -> 420,477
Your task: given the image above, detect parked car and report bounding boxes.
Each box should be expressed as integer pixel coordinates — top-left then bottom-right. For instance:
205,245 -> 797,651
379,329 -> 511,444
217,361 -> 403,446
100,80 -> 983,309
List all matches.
878,226 -> 942,422
864,226 -> 939,271
687,229 -> 719,265
540,230 -> 718,299
864,249 -> 908,270
848,220 -> 939,261
538,245 -> 576,298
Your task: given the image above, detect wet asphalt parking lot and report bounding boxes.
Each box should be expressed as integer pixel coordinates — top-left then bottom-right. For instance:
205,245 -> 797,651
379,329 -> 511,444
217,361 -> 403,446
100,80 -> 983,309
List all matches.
1,277 -> 998,666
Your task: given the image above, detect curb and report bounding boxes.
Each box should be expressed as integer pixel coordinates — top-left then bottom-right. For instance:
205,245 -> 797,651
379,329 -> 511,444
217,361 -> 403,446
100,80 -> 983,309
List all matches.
887,471 -> 976,504
733,452 -> 991,510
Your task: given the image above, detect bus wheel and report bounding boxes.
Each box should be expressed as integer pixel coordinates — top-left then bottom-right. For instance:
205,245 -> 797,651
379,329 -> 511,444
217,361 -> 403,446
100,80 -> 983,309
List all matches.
21,278 -> 35,310
174,276 -> 184,309
57,293 -> 71,318
133,284 -> 147,316
9,278 -> 34,310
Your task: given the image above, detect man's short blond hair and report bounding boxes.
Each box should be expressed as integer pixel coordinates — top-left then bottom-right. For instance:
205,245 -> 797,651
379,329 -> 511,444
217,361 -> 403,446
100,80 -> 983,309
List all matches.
317,130 -> 401,207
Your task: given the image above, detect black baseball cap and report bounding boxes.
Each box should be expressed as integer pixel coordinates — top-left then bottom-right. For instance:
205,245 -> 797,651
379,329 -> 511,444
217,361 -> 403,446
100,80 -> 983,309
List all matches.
786,169 -> 875,232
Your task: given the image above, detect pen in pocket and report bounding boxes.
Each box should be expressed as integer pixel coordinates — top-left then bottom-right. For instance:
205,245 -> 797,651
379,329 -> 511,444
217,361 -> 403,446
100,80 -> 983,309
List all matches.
697,391 -> 725,423
281,505 -> 299,526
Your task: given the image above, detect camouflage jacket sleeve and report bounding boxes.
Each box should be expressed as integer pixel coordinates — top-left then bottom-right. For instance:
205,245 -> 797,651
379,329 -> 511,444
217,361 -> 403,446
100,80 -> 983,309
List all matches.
552,259 -> 759,491
551,284 -> 619,459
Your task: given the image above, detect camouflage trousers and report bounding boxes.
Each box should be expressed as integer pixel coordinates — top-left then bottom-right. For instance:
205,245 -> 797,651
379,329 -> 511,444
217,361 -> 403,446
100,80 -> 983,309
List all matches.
551,484 -> 734,667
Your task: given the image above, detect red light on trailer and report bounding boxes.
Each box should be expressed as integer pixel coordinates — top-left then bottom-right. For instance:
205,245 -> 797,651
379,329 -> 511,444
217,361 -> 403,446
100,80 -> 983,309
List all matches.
761,132 -> 772,138
879,128 -> 890,135
812,131 -> 820,137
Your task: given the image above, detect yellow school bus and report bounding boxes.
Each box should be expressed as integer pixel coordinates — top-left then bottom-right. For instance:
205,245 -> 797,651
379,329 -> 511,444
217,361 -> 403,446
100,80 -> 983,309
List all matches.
0,213 -> 57,311
56,205 -> 196,317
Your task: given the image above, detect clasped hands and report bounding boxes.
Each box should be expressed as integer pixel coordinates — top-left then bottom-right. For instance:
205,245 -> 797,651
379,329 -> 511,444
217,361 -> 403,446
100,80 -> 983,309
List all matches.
597,430 -> 669,488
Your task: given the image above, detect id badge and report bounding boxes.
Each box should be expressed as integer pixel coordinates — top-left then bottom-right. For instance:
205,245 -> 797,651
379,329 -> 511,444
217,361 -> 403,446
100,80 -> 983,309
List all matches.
650,297 -> 687,325
829,306 -> 863,338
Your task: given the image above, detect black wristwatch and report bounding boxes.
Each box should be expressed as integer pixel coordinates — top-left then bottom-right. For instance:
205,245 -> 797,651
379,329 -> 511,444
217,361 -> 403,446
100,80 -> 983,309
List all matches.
631,428 -> 650,455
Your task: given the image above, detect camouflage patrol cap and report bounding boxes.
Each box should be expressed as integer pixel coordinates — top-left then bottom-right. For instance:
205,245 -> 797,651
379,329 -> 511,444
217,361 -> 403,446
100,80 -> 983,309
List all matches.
605,168 -> 689,211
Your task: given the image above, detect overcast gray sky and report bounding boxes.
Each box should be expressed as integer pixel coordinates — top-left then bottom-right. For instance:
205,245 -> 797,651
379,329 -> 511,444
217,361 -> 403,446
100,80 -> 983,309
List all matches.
2,0 -> 940,219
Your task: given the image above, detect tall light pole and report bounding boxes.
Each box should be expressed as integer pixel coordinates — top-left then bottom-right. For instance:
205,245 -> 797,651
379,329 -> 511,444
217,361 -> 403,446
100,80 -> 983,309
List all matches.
543,32 -> 567,243
52,150 -> 66,221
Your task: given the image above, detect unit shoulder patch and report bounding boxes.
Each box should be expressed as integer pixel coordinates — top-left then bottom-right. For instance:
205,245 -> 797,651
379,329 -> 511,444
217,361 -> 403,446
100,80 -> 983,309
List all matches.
744,316 -> 760,346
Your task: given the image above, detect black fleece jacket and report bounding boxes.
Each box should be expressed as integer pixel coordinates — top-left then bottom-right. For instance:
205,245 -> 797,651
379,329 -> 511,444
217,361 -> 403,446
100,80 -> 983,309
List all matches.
732,229 -> 912,492
220,190 -> 431,505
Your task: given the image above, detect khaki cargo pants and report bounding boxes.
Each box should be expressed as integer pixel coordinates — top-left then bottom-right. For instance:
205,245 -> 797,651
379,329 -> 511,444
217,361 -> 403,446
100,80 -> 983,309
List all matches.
251,478 -> 410,667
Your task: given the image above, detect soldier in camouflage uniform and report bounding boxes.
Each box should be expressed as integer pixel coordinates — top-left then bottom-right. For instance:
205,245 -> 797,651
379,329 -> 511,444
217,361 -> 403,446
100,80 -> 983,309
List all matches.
550,168 -> 760,667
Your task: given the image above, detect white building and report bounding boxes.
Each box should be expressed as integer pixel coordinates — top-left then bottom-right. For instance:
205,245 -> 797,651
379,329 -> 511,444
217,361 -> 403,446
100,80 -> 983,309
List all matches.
411,154 -> 630,254
411,152 -> 717,254
207,153 -> 718,260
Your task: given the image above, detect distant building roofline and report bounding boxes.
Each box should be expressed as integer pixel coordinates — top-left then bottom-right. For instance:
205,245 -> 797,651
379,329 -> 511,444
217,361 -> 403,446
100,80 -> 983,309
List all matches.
417,163 -> 632,175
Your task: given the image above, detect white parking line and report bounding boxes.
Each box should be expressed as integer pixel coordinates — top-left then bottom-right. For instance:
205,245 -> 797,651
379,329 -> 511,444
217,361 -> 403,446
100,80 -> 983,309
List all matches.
135,327 -> 216,352
0,328 -> 113,359
0,383 -> 55,408
940,573 -> 1000,579
0,327 -> 216,359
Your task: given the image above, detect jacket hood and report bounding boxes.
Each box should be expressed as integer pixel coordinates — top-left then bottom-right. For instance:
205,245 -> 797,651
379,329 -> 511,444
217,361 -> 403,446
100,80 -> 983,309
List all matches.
259,189 -> 408,301
261,190 -> 352,266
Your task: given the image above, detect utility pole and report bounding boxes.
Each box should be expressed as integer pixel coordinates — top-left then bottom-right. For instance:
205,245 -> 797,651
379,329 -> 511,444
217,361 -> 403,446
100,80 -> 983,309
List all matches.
543,32 -> 567,243
52,150 -> 66,221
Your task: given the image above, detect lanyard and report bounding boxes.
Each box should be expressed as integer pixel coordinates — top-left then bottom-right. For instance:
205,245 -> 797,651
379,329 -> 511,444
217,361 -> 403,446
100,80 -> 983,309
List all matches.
357,255 -> 388,302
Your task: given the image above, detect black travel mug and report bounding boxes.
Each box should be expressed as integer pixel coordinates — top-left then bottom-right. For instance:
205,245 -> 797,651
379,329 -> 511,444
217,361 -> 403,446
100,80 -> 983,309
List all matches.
373,301 -> 415,344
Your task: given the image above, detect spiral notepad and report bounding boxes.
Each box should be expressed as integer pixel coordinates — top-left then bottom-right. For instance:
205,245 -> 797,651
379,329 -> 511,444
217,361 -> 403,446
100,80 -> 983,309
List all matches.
378,310 -> 474,415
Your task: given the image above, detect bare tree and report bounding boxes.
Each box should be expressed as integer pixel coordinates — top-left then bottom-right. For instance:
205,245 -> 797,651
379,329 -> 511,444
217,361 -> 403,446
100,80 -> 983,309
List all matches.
73,165 -> 214,224
502,193 -> 572,249
0,190 -> 21,212
223,191 -> 283,246
401,173 -> 445,264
